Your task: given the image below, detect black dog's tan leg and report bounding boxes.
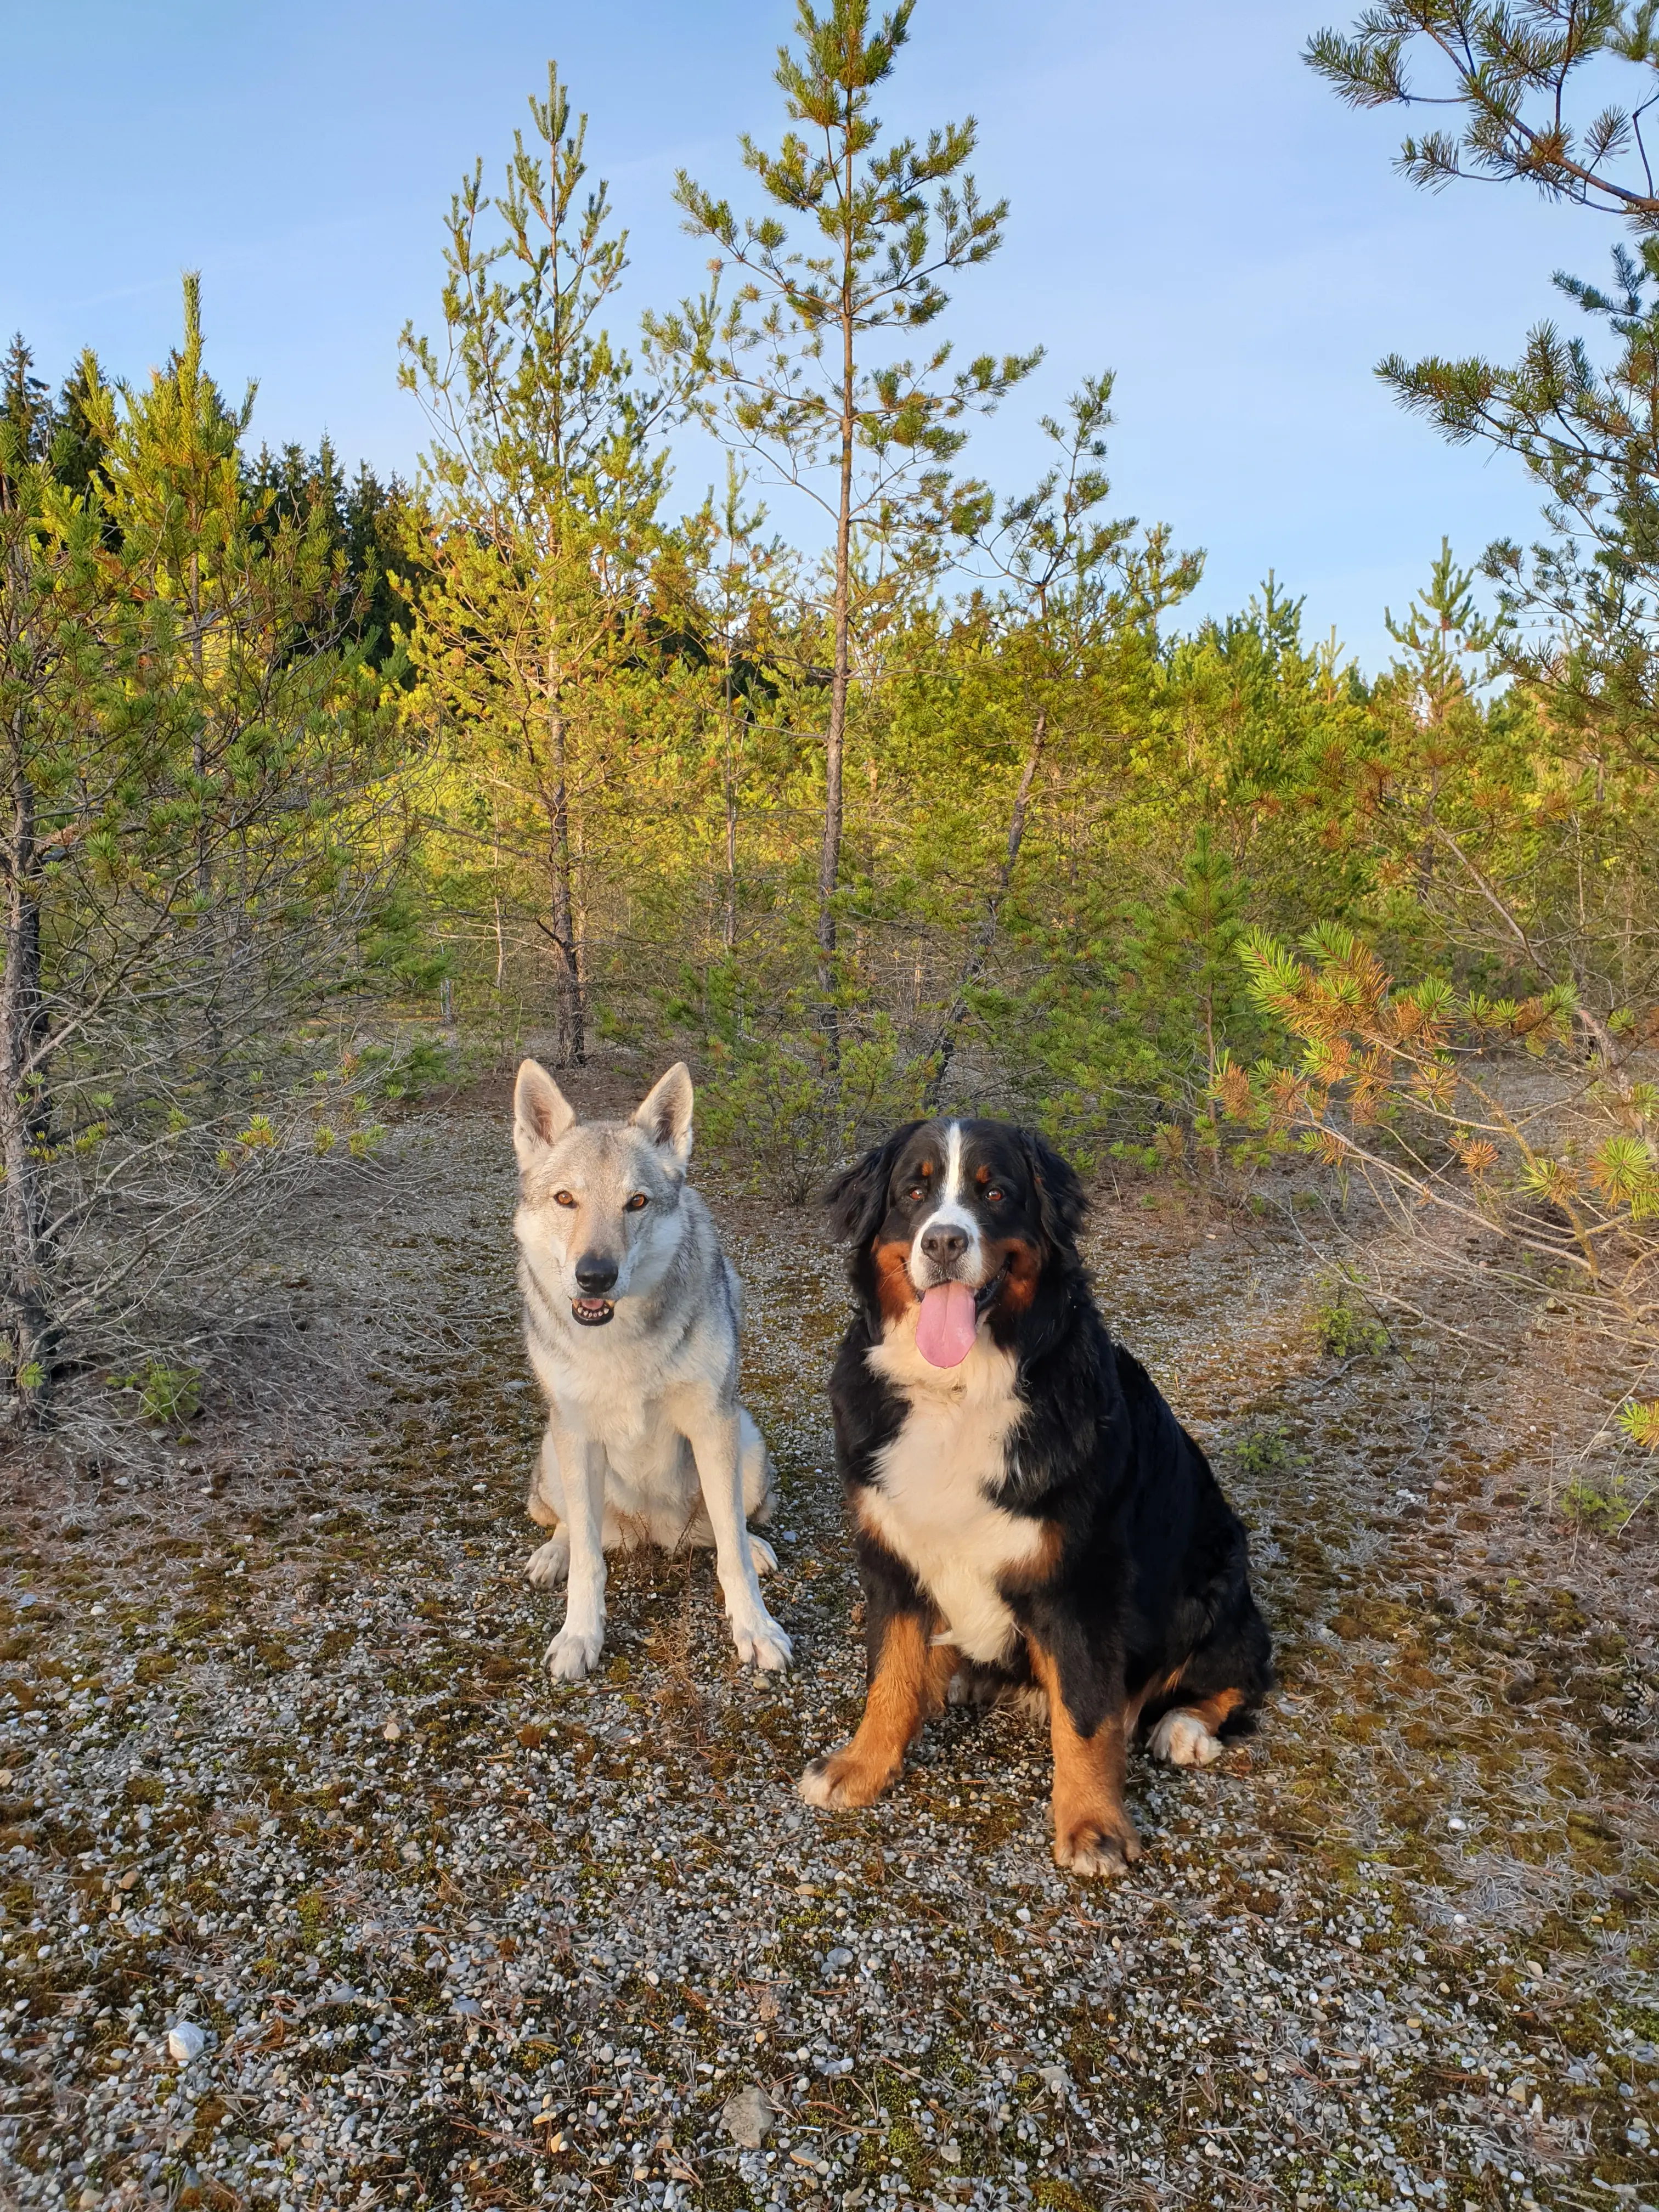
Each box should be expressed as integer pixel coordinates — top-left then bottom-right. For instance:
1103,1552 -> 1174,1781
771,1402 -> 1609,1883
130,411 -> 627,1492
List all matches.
800,1615 -> 957,1809
1028,1641 -> 1141,1877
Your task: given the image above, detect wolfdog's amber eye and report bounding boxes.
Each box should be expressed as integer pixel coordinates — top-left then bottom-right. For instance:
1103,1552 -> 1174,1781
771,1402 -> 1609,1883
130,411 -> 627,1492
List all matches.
553,1190 -> 578,1209
905,1184 -> 926,1203
985,1186 -> 1006,1203
624,1192 -> 649,1212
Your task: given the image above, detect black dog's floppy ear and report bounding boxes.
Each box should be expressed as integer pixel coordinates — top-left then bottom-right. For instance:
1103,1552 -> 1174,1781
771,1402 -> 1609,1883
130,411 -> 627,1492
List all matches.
1018,1126 -> 1086,1250
822,1120 -> 923,1245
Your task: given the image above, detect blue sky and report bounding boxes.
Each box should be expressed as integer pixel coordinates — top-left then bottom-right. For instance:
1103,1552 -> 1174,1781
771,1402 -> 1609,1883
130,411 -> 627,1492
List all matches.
1,0 -> 1622,669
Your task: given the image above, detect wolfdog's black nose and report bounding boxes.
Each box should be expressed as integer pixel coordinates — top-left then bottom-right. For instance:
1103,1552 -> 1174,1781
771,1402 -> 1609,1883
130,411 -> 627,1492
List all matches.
574,1252 -> 619,1294
919,1223 -> 969,1267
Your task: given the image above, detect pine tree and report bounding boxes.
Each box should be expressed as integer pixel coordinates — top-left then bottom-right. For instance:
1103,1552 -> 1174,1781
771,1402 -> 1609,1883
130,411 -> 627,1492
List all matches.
646,0 -> 1037,1054
1306,3 -> 1659,225
1,335 -> 51,476
924,373 -> 1200,1100
1380,539 -> 1494,895
1160,826 -> 1249,1104
1,278 -> 400,1417
341,462 -> 417,669
400,61 -> 677,1065
49,351 -> 108,500
245,442 -> 415,667
678,459 -> 797,954
1311,5 -> 1659,1054
0,337 -> 60,1401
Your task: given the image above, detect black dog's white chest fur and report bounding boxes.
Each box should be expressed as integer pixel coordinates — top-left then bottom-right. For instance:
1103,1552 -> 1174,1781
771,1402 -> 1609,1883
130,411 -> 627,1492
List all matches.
861,1315 -> 1042,1663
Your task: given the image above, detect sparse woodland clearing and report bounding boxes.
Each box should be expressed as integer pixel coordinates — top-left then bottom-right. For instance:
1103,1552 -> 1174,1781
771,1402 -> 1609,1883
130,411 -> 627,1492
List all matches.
0,1062 -> 1655,2212
7,11 -> 1659,2208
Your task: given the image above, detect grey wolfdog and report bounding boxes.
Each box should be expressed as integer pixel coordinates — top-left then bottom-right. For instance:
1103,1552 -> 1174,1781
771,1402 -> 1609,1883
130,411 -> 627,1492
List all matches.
512,1058 -> 792,1683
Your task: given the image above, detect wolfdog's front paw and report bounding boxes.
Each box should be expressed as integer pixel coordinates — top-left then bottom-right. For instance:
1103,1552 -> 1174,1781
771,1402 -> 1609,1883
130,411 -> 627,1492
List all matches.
731,1609 -> 792,1672
748,1534 -> 778,1576
526,1533 -> 570,1588
545,1626 -> 603,1683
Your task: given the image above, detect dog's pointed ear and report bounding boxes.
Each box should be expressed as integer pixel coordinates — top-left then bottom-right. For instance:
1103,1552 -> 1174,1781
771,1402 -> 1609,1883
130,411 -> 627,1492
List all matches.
1019,1126 -> 1086,1250
633,1062 -> 694,1165
822,1120 -> 923,1245
514,1058 -> 575,1171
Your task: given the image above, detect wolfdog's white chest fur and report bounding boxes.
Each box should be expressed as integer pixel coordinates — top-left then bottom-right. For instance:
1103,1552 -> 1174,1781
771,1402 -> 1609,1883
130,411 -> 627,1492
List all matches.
861,1319 -> 1041,1664
521,1276 -> 708,1530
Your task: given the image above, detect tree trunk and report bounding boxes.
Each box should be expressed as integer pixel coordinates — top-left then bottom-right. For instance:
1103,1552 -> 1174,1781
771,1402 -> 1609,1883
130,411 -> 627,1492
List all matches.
546,695 -> 585,1066
1415,753 -> 1440,899
721,679 -> 740,954
817,234 -> 857,1069
0,724 -> 52,1414
188,549 -> 226,1102
924,706 -> 1047,1109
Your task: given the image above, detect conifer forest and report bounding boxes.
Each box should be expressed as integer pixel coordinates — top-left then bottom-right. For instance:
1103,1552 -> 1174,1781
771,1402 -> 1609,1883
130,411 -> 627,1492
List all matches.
2,8 -> 1658,2212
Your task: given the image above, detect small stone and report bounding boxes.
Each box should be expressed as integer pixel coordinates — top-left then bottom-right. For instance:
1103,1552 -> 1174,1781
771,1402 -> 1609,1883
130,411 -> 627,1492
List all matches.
825,1946 -> 854,1972
166,2022 -> 206,2064
720,2083 -> 775,2149
382,1719 -> 400,1741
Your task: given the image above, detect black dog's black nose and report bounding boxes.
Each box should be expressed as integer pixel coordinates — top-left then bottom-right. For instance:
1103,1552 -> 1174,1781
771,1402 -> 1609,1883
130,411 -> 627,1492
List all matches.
574,1252 -> 619,1295
919,1223 -> 969,1268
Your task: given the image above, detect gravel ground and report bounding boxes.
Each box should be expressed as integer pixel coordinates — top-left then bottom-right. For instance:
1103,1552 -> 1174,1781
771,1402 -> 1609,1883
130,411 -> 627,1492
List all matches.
2,1069 -> 1657,2212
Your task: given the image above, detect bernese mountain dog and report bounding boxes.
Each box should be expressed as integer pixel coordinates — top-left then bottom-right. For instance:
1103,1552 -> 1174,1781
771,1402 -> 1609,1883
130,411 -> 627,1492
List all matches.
799,1115 -> 1272,1877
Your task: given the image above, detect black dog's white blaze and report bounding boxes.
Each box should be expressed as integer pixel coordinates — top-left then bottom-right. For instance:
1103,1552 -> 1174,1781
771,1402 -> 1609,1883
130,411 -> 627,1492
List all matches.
906,1122 -> 991,1290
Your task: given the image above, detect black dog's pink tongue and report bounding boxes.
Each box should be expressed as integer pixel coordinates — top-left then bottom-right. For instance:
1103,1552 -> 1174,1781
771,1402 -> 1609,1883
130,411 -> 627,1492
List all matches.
915,1281 -> 978,1368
